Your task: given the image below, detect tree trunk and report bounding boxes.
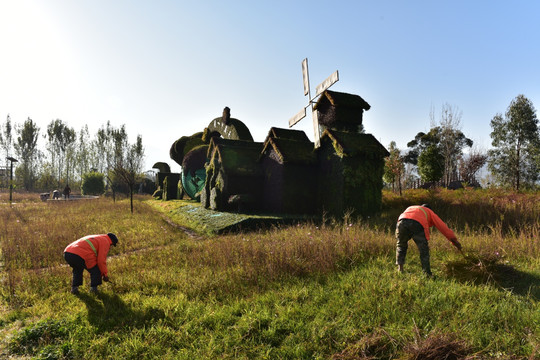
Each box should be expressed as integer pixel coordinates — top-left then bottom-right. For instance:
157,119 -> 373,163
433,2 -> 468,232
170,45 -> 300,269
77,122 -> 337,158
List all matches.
515,140 -> 521,191
130,186 -> 134,214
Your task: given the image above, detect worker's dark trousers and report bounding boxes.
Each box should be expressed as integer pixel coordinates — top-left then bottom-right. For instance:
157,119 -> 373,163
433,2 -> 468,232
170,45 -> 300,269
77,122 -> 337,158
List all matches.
395,218 -> 432,276
64,252 -> 102,287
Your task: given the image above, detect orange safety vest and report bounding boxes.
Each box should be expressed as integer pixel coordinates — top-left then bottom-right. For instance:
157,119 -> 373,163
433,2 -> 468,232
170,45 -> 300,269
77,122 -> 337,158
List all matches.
64,234 -> 112,276
398,206 -> 456,241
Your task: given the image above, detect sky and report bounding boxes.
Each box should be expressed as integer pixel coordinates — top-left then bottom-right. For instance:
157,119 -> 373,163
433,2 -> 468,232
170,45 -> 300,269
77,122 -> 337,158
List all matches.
1,0 -> 539,173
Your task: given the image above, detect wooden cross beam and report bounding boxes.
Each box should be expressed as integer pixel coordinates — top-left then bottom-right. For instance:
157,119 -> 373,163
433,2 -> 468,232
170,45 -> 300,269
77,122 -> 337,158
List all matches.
288,58 -> 338,147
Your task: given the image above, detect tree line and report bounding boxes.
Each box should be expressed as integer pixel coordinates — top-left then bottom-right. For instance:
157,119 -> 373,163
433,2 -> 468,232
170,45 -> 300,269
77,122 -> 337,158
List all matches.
384,94 -> 540,193
0,116 -> 148,201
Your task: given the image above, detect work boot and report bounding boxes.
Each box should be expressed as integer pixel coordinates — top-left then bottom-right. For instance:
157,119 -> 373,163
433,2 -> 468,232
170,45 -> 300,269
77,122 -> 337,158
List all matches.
90,286 -> 98,294
71,286 -> 79,295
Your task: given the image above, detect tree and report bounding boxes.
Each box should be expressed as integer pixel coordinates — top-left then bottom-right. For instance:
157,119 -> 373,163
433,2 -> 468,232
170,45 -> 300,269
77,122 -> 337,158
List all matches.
383,141 -> 405,195
75,125 -> 91,181
458,147 -> 487,185
93,124 -> 110,174
14,118 -> 41,190
113,134 -> 144,213
92,121 -> 126,200
437,104 -> 473,184
417,145 -> 444,183
488,94 -> 540,190
406,104 -> 473,185
46,119 -> 76,187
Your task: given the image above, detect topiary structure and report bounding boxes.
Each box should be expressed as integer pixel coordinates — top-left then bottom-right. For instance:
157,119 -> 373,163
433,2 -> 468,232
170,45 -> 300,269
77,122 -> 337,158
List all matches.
313,90 -> 370,133
259,134 -> 317,214
169,132 -> 205,166
203,107 -> 254,142
203,137 -> 263,211
181,144 -> 209,200
152,162 -> 171,174
167,95 -> 389,218
317,129 -> 389,217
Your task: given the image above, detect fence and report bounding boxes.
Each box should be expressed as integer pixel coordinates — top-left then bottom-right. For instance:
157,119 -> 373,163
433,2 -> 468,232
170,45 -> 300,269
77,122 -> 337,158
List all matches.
407,175 -> 480,190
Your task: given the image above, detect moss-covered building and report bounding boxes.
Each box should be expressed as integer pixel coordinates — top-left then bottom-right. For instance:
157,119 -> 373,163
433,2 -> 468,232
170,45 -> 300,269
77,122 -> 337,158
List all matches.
314,90 -> 371,133
259,128 -> 317,214
167,90 -> 389,218
317,129 -> 389,217
202,137 -> 264,211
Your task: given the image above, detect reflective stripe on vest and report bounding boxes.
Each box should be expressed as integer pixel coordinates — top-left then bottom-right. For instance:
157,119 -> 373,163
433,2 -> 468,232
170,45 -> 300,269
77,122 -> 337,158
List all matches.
84,238 -> 98,257
418,207 -> 429,221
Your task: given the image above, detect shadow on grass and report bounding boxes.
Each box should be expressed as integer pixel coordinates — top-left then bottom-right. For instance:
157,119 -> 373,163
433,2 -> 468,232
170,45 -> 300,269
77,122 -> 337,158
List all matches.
443,256 -> 540,301
77,292 -> 165,333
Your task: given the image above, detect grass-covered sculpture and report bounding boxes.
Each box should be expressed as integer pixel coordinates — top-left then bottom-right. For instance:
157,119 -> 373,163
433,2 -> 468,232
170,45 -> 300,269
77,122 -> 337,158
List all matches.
164,92 -> 389,218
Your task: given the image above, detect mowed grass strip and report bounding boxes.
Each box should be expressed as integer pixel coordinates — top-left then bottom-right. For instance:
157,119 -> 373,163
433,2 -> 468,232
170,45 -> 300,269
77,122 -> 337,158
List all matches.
0,190 -> 539,359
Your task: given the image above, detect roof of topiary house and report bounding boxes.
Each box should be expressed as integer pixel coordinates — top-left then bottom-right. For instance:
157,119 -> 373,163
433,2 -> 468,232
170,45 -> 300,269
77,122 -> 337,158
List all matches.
206,137 -> 260,158
313,90 -> 371,111
210,140 -> 264,177
259,137 -> 317,165
319,129 -> 390,158
266,127 -> 310,142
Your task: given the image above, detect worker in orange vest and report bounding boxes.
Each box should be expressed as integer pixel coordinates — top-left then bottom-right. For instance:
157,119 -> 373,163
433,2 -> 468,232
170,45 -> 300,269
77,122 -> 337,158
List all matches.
396,204 -> 461,276
63,233 -> 118,294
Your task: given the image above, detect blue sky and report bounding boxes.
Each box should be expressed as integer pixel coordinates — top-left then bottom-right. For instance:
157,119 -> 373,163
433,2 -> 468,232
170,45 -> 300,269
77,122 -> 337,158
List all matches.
1,1 -> 539,172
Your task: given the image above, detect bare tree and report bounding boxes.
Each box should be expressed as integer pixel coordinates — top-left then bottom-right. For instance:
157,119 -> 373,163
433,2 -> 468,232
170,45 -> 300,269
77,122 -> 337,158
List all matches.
458,146 -> 488,185
113,134 -> 144,213
438,103 -> 472,185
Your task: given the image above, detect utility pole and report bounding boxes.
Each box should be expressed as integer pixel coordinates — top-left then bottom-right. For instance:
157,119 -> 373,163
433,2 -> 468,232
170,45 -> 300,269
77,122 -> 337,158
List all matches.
6,157 -> 17,204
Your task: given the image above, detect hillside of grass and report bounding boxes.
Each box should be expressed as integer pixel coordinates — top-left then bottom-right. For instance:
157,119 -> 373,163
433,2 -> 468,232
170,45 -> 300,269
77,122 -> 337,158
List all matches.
0,189 -> 538,359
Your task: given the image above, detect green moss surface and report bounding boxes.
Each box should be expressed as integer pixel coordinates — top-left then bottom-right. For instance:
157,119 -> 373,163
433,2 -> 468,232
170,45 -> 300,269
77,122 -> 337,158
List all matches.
147,199 -> 316,235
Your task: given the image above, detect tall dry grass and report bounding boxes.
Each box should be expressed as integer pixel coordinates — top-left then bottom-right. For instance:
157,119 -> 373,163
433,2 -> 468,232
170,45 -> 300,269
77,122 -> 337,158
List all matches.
186,221 -> 394,285
381,188 -> 540,234
0,194 -> 183,299
2,189 -> 539,295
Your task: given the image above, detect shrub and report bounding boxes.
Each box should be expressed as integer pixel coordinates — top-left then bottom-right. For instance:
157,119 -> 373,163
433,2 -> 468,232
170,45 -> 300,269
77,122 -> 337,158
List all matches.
81,172 -> 105,195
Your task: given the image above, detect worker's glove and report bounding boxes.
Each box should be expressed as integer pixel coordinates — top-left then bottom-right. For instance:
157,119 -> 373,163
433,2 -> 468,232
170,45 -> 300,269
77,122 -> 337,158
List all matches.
102,275 -> 110,282
450,238 -> 462,251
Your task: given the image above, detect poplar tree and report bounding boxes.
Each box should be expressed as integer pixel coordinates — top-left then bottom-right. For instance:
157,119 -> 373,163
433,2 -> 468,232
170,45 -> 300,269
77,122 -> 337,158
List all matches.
46,119 -> 76,186
14,118 -> 41,190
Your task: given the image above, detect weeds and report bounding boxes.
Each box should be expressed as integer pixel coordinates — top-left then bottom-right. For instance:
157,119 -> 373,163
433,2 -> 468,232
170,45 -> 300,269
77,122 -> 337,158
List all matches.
0,189 -> 539,359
